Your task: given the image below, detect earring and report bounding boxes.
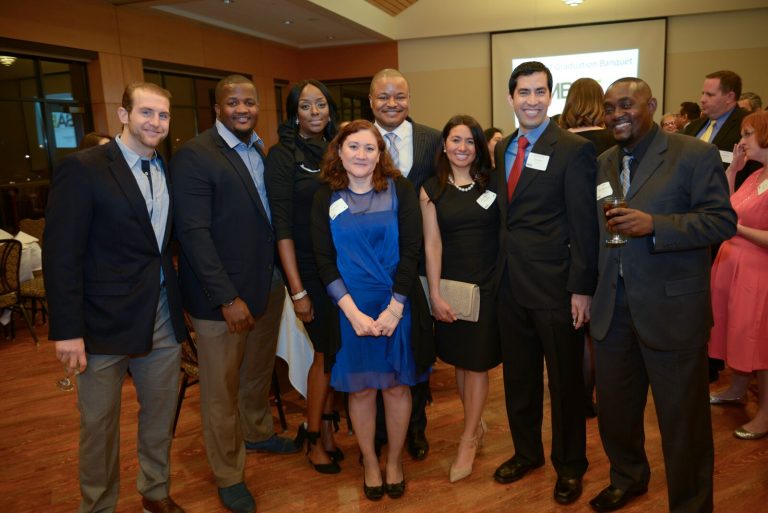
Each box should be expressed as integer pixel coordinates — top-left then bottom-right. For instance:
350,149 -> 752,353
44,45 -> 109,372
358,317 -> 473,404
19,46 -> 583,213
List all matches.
295,118 -> 299,126
443,146 -> 446,153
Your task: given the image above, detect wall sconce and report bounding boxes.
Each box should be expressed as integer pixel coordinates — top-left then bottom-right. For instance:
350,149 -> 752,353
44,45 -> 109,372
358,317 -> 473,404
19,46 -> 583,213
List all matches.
0,55 -> 18,66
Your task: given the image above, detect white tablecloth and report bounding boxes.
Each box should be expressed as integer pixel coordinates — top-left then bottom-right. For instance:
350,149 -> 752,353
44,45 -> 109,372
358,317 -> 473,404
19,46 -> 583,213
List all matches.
275,289 -> 314,398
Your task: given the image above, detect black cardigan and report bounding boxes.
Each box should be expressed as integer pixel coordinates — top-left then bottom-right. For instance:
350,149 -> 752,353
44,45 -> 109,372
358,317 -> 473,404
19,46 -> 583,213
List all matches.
311,176 -> 435,371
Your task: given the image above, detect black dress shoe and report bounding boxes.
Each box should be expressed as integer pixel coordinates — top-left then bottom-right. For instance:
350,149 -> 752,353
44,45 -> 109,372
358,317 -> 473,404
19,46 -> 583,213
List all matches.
385,479 -> 406,499
493,457 -> 544,484
363,481 -> 385,501
554,476 -> 583,505
406,429 -> 429,461
589,484 -> 648,512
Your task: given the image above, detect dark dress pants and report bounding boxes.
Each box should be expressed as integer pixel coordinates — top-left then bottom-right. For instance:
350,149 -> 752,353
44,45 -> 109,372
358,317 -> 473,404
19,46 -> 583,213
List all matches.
497,268 -> 588,478
593,278 -> 713,513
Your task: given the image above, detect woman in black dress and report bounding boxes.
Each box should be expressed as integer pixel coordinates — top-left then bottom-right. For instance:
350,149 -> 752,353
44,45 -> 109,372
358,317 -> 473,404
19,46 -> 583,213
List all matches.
265,79 -> 341,473
420,114 -> 501,483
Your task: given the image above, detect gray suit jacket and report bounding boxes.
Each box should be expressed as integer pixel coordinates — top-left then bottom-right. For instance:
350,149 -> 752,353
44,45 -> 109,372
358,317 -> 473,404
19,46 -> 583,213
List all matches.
590,128 -> 737,349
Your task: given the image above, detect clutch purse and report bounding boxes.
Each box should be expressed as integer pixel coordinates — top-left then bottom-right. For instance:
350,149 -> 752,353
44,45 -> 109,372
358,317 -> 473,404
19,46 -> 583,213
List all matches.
419,276 -> 480,322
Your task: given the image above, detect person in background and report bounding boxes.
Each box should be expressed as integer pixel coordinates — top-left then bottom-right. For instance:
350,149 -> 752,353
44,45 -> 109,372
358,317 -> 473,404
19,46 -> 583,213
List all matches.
421,115 -> 501,483
172,75 -> 297,513
676,101 -> 701,131
369,68 -> 441,461
44,82 -> 187,513
79,131 -> 112,149
265,79 -> 343,473
661,113 -> 678,133
484,126 -> 503,167
312,120 -> 433,501
738,92 -> 763,114
558,77 -> 613,419
709,111 -> 768,440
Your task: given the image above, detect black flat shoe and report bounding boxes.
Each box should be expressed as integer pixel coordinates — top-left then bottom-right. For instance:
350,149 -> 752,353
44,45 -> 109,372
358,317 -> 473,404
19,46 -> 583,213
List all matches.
406,429 -> 429,461
363,481 -> 385,501
554,476 -> 583,505
589,484 -> 648,512
326,447 -> 345,462
385,479 -> 406,499
493,456 -> 544,484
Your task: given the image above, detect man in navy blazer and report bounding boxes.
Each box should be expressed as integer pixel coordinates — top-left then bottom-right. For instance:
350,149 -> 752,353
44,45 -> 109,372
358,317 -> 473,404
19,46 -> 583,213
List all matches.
369,68 -> 441,461
44,82 -> 187,513
589,78 -> 736,513
172,75 -> 295,513
492,61 -> 599,506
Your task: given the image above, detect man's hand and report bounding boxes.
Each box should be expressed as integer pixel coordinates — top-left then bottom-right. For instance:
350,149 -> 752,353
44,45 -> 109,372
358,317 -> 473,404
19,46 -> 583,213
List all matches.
606,207 -> 654,237
55,338 -> 87,374
221,297 -> 256,333
571,294 -> 592,329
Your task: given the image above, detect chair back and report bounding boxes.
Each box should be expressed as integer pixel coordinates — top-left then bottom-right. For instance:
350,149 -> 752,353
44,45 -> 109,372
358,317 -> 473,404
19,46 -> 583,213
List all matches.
18,218 -> 45,248
0,239 -> 22,296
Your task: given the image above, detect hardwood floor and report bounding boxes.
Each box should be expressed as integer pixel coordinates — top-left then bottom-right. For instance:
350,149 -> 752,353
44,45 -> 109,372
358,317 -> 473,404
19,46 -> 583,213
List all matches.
1,322 -> 767,512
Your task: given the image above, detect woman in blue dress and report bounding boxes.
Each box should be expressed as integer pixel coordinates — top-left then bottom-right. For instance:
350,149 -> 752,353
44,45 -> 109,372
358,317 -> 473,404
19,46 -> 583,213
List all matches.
312,120 -> 433,501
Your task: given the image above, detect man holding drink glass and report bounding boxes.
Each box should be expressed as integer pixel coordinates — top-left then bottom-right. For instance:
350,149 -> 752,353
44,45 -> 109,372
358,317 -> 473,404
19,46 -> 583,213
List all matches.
589,78 -> 736,513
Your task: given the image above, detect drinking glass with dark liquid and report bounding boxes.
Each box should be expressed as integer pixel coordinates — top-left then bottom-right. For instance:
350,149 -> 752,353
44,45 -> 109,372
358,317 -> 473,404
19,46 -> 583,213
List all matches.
603,195 -> 628,247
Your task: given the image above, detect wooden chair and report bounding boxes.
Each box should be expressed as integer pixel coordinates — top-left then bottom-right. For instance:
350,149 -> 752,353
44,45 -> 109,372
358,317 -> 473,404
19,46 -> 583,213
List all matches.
0,239 -> 38,345
18,218 -> 47,324
172,313 -> 288,436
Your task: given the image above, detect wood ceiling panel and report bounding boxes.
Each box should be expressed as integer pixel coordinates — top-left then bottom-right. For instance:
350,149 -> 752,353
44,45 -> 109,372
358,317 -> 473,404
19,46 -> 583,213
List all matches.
365,0 -> 418,17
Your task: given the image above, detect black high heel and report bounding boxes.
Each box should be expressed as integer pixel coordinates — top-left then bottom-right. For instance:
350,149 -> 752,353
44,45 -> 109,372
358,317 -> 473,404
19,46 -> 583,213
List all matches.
321,411 -> 345,462
297,424 -> 341,474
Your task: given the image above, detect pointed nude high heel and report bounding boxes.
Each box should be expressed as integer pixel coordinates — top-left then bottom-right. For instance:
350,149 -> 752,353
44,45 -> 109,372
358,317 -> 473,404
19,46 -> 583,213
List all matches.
449,435 -> 478,483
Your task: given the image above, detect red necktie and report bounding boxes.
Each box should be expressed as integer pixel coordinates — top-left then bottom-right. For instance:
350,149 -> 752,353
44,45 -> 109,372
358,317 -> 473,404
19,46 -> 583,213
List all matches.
507,136 -> 529,202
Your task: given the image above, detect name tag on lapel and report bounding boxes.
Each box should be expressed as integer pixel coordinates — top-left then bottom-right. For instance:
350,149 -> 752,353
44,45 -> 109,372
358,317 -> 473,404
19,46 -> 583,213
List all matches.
527,152 -> 549,171
596,182 -> 613,201
758,179 -> 768,196
476,190 -> 496,209
719,150 -> 734,164
329,198 -> 348,220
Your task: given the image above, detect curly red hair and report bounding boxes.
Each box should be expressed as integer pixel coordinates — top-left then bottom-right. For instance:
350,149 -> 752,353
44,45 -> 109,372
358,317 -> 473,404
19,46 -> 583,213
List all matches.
321,119 -> 401,191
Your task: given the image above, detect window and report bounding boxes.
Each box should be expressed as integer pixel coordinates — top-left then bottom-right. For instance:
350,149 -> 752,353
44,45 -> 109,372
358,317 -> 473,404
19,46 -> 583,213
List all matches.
0,52 -> 90,229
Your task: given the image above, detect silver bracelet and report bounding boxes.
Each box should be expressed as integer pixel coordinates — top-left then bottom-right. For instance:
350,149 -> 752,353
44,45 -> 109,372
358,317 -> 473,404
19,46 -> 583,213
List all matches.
386,306 -> 402,320
291,289 -> 308,301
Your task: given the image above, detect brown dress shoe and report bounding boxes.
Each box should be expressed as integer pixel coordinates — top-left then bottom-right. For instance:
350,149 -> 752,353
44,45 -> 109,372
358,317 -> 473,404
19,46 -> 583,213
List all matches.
142,496 -> 186,513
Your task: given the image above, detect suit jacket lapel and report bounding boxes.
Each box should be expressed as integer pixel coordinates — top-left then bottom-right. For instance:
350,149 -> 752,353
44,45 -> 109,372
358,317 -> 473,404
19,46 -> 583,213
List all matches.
212,130 -> 271,225
495,133 -> 513,219
602,149 -> 623,197
157,154 -> 173,250
627,130 -> 666,200
107,142 -> 159,248
410,123 -> 426,185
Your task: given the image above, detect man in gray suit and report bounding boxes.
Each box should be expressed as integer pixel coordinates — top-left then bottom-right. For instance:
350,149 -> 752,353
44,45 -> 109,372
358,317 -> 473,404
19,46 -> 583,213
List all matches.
369,68 -> 441,460
589,77 -> 736,513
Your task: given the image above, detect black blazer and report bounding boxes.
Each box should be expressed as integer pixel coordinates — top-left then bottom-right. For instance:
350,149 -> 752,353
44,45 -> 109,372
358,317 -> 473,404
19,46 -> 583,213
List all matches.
171,128 -> 276,321
405,120 -> 442,191
590,130 -> 737,349
493,121 -> 599,308
683,106 -> 760,188
43,141 -> 186,354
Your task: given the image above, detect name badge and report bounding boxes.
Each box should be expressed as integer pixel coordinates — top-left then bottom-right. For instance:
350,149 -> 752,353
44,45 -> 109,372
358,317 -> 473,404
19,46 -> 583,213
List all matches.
527,152 -> 550,171
758,179 -> 768,196
596,181 -> 613,201
720,150 -> 734,164
329,198 -> 348,220
476,190 -> 497,209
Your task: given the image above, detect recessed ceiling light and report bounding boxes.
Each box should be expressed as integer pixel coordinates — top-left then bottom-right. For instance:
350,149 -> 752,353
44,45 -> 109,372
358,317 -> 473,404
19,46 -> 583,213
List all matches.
222,0 -> 234,4
283,20 -> 293,25
327,36 -> 335,40
563,0 -> 583,6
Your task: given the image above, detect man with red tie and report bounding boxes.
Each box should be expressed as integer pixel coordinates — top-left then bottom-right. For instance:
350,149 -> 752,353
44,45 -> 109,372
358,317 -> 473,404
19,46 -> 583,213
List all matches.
492,61 -> 599,507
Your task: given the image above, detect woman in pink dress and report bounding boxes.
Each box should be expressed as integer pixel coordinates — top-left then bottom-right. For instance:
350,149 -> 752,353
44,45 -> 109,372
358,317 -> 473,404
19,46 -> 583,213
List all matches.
709,111 -> 768,439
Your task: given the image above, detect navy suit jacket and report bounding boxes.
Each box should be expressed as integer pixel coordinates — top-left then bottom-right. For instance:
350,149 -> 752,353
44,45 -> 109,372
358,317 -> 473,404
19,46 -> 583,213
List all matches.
43,141 -> 186,354
493,121 -> 599,308
171,128 -> 276,321
405,120 -> 441,190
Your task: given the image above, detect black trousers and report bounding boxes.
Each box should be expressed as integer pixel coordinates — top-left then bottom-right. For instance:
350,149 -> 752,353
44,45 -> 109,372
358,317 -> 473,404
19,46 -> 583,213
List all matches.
593,278 -> 713,513
497,268 -> 588,478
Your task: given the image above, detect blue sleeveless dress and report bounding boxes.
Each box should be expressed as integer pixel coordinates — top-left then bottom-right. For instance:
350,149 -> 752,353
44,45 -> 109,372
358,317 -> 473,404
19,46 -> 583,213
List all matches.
328,181 -> 425,392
